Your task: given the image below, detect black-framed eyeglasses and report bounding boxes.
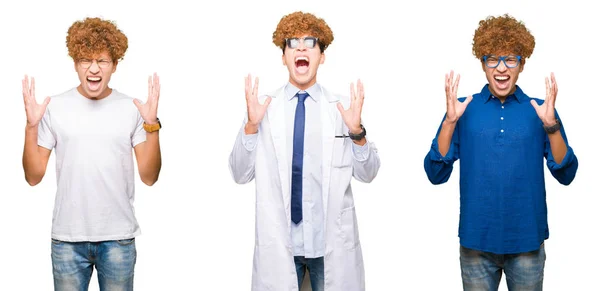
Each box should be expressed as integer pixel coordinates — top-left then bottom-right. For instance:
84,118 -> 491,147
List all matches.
482,55 -> 521,68
78,58 -> 112,69
285,37 -> 319,49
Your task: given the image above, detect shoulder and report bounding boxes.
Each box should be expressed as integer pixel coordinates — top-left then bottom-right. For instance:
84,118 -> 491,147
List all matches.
258,85 -> 286,102
46,88 -> 78,110
320,85 -> 347,104
110,89 -> 138,109
50,87 -> 77,99
110,89 -> 136,101
49,87 -> 79,102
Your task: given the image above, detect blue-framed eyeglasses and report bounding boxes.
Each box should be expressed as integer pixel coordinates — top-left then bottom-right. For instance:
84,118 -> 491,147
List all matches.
285,37 -> 319,49
482,55 -> 522,68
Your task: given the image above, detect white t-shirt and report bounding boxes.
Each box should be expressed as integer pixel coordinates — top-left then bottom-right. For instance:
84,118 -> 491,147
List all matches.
38,87 -> 146,242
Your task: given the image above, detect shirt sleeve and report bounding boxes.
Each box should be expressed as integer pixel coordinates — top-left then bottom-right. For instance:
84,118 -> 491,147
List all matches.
131,111 -> 147,147
351,141 -> 370,162
38,110 -> 56,150
241,130 -> 259,151
229,117 -> 259,184
424,114 -> 460,185
544,110 -> 578,185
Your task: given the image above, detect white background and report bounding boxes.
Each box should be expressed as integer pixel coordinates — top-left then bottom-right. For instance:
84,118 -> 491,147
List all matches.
0,0 -> 597,290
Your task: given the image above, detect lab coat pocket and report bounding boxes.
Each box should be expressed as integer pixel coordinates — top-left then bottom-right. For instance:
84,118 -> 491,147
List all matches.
255,202 -> 278,247
338,206 -> 360,250
332,138 -> 352,168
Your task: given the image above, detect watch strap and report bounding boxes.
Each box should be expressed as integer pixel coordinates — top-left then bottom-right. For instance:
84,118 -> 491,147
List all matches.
348,124 -> 366,141
143,118 -> 162,133
543,119 -> 561,134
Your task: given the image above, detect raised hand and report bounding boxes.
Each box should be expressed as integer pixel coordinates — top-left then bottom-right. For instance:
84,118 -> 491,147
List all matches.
245,74 -> 271,128
445,70 -> 472,124
134,73 -> 160,124
530,72 -> 558,126
22,75 -> 50,128
337,79 -> 365,134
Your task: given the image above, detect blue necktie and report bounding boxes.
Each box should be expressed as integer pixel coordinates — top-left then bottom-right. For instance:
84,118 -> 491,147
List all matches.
291,92 -> 308,224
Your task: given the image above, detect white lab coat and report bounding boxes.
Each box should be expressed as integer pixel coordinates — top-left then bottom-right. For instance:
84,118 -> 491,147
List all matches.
229,84 -> 380,291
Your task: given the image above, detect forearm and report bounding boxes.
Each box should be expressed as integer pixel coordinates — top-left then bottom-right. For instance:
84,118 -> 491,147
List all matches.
138,132 -> 161,185
547,131 -> 567,165
437,120 -> 457,157
22,126 -> 45,185
425,118 -> 459,185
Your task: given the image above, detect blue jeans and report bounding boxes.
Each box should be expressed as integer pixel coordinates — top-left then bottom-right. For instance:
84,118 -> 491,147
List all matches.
460,243 -> 546,291
294,256 -> 324,291
51,238 -> 137,291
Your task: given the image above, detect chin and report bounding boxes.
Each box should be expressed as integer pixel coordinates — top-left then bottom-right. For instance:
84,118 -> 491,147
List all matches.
293,76 -> 314,86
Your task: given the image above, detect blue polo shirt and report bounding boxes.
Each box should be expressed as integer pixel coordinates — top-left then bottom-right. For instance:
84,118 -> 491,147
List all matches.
424,84 -> 578,254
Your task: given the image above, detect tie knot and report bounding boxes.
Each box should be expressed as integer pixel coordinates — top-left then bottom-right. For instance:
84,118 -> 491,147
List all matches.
296,92 -> 309,103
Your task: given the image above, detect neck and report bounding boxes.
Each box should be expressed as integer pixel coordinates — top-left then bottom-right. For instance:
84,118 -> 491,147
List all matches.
77,85 -> 112,100
490,85 -> 517,104
289,78 -> 317,91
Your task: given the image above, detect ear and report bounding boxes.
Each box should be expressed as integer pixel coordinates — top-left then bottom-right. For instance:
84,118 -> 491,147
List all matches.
320,52 -> 325,65
481,61 -> 486,72
112,61 -> 118,73
519,60 -> 525,72
282,53 -> 286,66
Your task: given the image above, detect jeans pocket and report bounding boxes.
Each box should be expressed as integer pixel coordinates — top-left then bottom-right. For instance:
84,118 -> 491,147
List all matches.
116,238 -> 136,246
51,238 -> 64,245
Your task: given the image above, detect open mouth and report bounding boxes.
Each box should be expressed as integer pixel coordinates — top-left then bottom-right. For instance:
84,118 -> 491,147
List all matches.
295,57 -> 309,74
493,75 -> 510,89
86,76 -> 102,91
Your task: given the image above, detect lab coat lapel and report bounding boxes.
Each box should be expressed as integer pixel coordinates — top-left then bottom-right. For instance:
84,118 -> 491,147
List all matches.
267,86 -> 292,228
320,86 -> 338,233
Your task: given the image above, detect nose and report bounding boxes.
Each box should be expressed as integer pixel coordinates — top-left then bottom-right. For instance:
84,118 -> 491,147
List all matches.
496,60 -> 507,72
89,60 -> 101,72
296,41 -> 307,51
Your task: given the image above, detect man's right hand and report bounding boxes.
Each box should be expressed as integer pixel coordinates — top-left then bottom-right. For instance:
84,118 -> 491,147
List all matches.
22,75 -> 50,128
444,70 -> 472,124
244,74 -> 271,134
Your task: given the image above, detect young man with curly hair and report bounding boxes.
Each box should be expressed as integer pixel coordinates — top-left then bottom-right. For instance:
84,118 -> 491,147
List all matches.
229,11 -> 380,291
424,14 -> 578,291
22,17 -> 162,291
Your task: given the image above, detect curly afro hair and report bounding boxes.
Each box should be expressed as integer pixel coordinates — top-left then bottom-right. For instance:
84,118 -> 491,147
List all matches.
472,14 -> 535,60
272,11 -> 334,53
66,17 -> 128,62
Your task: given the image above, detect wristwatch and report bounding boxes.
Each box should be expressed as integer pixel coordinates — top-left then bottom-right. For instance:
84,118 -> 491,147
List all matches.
348,124 -> 367,141
543,119 -> 561,134
143,118 -> 162,133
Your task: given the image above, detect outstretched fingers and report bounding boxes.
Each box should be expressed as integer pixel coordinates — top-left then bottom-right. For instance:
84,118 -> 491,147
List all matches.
357,79 -> 364,104
452,73 -> 460,97
252,76 -> 259,99
148,75 -> 153,102
549,73 -> 557,108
